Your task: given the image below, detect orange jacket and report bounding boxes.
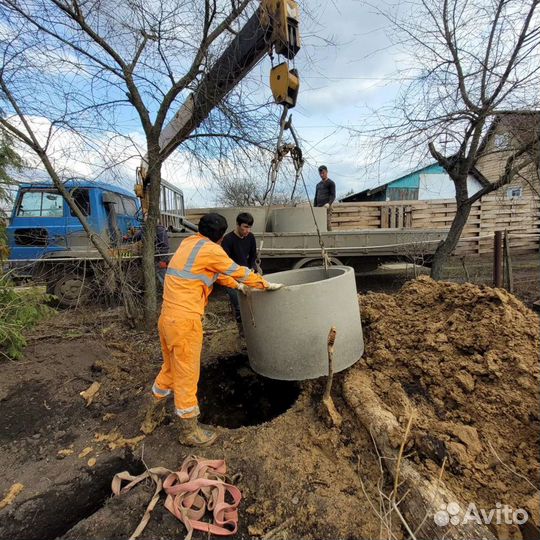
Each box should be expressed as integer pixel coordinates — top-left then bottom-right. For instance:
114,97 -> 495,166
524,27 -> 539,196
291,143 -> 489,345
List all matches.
161,233 -> 268,319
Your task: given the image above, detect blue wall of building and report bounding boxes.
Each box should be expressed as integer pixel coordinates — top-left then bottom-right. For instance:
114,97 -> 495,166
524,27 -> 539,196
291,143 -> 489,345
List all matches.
387,164 -> 445,190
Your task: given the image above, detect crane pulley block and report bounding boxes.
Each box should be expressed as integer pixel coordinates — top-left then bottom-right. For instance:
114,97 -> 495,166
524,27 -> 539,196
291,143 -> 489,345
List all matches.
261,0 -> 301,59
270,62 -> 300,108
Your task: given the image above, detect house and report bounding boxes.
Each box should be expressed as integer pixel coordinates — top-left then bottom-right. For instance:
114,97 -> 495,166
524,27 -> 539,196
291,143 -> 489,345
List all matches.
341,111 -> 539,203
475,111 -> 540,200
340,164 -> 487,202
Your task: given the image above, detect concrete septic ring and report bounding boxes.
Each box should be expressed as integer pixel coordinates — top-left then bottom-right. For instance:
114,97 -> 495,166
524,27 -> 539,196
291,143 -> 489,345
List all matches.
268,206 -> 328,233
239,266 -> 364,380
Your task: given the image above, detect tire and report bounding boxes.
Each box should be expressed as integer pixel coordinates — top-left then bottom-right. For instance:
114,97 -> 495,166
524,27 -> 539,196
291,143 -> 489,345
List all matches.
49,271 -> 93,307
292,257 -> 343,269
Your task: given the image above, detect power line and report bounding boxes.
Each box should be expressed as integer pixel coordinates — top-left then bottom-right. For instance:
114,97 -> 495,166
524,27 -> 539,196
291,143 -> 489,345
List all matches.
300,75 -> 415,81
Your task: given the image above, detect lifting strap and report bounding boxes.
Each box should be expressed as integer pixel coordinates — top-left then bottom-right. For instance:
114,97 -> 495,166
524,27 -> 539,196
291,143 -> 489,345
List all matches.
112,456 -> 241,540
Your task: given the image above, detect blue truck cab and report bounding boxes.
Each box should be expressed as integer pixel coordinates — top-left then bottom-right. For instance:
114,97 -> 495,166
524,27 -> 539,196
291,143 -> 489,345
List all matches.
6,179 -> 141,279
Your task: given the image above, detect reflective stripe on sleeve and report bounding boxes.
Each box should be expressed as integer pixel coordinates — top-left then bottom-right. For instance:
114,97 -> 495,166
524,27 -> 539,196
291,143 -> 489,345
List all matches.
223,262 -> 240,276
237,268 -> 252,282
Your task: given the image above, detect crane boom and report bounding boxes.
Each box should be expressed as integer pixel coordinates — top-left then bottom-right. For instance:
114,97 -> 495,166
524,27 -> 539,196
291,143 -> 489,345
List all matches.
159,10 -> 268,162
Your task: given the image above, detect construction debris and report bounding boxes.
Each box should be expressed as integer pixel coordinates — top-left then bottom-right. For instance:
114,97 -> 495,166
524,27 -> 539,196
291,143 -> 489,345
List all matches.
0,483 -> 24,510
80,382 -> 101,406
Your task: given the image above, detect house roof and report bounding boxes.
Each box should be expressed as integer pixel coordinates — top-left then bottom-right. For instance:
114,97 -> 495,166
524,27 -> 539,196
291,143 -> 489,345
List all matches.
477,110 -> 540,156
340,163 -> 489,202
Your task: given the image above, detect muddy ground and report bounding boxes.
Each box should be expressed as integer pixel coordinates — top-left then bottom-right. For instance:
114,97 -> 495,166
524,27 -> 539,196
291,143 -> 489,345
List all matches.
0,264 -> 539,540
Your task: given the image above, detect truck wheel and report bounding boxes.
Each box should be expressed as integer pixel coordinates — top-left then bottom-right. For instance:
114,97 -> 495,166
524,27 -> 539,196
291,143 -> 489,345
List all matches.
49,272 -> 93,307
293,257 -> 343,269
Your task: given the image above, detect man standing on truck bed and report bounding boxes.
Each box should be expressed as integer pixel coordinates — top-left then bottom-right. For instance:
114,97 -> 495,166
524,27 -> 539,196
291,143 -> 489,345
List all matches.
314,165 -> 336,230
221,212 -> 257,336
141,213 -> 283,447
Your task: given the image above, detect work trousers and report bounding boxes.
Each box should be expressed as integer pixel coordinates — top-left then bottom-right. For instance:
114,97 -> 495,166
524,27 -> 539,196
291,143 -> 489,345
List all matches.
152,315 -> 203,418
225,287 -> 241,323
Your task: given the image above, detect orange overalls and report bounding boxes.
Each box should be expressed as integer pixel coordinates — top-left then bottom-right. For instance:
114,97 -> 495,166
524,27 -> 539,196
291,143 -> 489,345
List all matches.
151,233 -> 268,418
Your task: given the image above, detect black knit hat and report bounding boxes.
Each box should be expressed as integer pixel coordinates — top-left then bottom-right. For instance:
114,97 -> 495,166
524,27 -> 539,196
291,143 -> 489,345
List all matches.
198,213 -> 228,242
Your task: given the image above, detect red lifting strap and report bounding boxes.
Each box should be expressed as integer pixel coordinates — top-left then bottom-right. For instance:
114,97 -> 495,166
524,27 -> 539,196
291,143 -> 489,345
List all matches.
112,456 -> 241,540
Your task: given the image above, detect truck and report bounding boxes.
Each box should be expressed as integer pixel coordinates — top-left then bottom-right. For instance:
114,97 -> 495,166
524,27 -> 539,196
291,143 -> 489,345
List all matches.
5,186 -> 447,306
5,178 -> 187,304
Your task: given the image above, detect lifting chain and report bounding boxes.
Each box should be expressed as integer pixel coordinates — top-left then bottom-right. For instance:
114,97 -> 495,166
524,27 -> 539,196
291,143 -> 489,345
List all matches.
255,107 -> 330,275
285,116 -> 330,271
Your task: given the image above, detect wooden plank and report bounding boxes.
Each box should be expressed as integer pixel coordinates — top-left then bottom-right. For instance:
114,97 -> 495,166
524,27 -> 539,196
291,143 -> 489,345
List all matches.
332,214 -> 380,222
381,207 -> 390,228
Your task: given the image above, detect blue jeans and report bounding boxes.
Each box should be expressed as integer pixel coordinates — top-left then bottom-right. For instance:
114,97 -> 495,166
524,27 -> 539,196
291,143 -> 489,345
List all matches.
156,265 -> 167,288
226,287 -> 241,323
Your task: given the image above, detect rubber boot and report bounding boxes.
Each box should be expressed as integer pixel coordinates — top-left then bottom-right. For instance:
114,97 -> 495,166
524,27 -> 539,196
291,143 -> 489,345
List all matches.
140,395 -> 168,435
177,416 -> 218,447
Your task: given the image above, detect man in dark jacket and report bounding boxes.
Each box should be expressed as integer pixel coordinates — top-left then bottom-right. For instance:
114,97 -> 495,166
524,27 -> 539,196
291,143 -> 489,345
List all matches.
221,212 -> 257,335
314,165 -> 336,207
132,222 -> 170,285
314,165 -> 336,230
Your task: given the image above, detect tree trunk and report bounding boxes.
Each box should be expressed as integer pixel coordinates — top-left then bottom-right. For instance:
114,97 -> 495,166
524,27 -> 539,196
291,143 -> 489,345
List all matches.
141,150 -> 162,330
430,177 -> 472,280
343,369 -> 496,540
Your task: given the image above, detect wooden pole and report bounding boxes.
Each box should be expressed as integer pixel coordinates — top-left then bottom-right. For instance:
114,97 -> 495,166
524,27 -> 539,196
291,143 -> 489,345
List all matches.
322,326 -> 342,428
503,230 -> 514,293
493,231 -> 503,288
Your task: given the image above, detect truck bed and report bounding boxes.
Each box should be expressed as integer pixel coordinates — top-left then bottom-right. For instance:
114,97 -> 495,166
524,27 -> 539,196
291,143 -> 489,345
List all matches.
169,228 -> 448,258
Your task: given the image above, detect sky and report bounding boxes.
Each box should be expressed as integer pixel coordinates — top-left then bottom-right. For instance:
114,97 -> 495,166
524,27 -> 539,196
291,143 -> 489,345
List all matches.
3,0 -> 419,209
289,0 -> 404,198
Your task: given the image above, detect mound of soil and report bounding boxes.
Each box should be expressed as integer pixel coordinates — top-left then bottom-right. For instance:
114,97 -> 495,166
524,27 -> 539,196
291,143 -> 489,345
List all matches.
357,276 -> 540,537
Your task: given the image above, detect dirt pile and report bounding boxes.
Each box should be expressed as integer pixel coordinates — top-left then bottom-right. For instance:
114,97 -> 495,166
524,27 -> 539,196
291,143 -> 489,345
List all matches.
356,276 -> 540,537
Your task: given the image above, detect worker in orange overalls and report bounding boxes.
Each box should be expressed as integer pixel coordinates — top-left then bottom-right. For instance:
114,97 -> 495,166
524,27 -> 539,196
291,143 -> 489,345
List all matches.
141,213 -> 283,446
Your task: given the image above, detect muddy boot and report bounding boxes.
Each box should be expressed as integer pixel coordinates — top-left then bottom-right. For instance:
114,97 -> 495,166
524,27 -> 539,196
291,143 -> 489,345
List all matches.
177,417 -> 218,447
140,395 -> 168,435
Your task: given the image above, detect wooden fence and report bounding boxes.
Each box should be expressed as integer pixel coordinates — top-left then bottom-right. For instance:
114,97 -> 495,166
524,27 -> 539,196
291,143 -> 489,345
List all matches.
331,194 -> 540,256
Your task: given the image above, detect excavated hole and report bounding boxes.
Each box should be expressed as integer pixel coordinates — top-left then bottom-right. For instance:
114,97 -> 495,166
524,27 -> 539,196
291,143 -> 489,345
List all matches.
1,453 -> 144,540
198,354 -> 300,428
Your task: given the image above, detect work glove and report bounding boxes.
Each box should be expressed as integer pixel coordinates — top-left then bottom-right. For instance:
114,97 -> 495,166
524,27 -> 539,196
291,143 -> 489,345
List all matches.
237,283 -> 250,295
266,282 -> 284,291
324,203 -> 330,208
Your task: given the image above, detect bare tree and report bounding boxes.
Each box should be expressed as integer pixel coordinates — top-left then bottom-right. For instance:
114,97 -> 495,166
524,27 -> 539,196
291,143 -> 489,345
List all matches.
357,0 -> 540,279
0,128 -> 23,260
0,0 -> 281,326
0,128 -> 23,210
215,152 -> 307,206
